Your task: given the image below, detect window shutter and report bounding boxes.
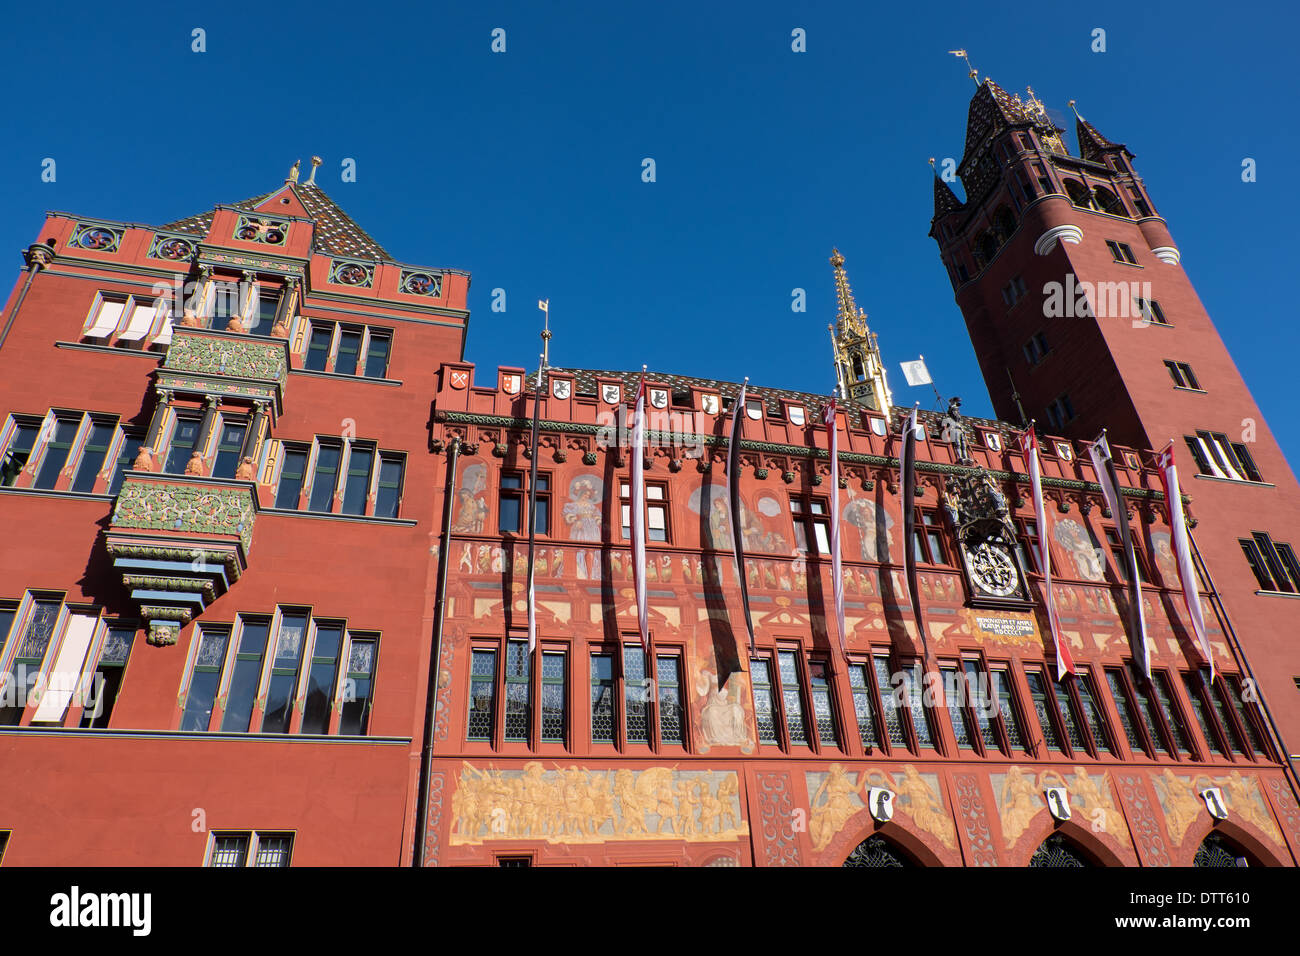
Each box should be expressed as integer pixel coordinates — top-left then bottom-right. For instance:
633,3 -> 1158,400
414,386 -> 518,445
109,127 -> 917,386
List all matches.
84,298 -> 124,338
118,301 -> 157,341
31,613 -> 99,723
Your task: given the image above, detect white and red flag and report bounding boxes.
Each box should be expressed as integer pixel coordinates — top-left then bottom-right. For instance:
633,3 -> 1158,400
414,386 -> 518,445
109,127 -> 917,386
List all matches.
630,372 -> 649,650
824,399 -> 847,660
1019,425 -> 1075,679
1157,442 -> 1213,679
728,380 -> 756,655
1088,432 -> 1150,676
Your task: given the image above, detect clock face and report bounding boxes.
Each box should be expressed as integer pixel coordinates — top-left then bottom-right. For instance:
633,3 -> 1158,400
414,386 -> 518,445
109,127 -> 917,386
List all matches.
965,541 -> 1020,597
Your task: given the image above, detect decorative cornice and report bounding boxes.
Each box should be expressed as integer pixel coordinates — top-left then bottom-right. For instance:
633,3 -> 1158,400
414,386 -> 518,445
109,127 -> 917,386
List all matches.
435,410 -> 1170,501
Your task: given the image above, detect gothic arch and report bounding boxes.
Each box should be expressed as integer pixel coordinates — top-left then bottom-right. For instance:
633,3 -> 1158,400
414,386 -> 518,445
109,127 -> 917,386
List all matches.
1063,179 -> 1094,209
1019,820 -> 1126,867
1182,820 -> 1288,867
839,820 -> 943,867
1093,185 -> 1126,216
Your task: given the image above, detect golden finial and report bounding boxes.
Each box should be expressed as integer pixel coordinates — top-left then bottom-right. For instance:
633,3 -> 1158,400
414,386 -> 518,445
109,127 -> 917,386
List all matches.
948,49 -> 979,87
287,159 -> 300,184
830,248 -> 865,336
1068,99 -> 1083,121
305,156 -> 322,186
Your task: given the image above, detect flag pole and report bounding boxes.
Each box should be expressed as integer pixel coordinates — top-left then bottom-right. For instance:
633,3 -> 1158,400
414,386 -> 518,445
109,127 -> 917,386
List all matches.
525,300 -> 551,654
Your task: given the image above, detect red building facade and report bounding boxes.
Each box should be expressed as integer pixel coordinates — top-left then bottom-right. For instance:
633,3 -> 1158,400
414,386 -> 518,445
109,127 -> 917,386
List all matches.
2,78 -> 1298,868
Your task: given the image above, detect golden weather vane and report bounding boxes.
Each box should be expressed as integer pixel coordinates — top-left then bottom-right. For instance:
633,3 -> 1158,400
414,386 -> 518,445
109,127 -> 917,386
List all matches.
948,49 -> 979,87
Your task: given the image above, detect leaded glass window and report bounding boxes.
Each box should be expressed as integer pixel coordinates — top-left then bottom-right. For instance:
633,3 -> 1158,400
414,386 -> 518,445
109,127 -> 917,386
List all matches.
1125,663 -> 1172,754
541,650 -> 566,743
261,614 -> 307,733
1075,670 -> 1113,754
843,834 -> 911,868
1194,832 -> 1246,868
807,658 -> 838,746
1106,669 -> 1149,753
750,657 -> 779,744
1151,671 -> 1193,756
941,666 -> 974,748
777,650 -> 809,745
182,626 -> 229,731
505,640 -> 530,742
0,599 -> 61,725
468,649 -> 497,741
991,667 -> 1026,751
340,634 -> 376,735
591,653 -> 615,744
1183,672 -> 1225,756
962,660 -> 997,747
80,624 -> 135,729
624,644 -> 650,744
847,663 -> 879,748
221,619 -> 269,732
1028,833 -> 1091,867
1208,677 -> 1247,754
1023,669 -> 1063,753
657,655 -> 684,745
899,661 -> 934,747
873,655 -> 906,746
1223,676 -> 1268,754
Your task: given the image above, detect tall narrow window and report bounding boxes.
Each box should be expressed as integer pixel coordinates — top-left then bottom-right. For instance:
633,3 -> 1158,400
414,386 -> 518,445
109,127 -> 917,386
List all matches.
334,328 -> 363,376
750,657 -> 779,745
1164,361 -> 1201,390
221,620 -> 269,732
873,655 -> 906,746
540,650 -> 567,743
308,442 -> 341,512
375,454 -> 404,518
499,473 -> 523,534
777,649 -> 810,746
941,665 -> 975,749
1182,672 -> 1226,756
1150,670 -> 1193,756
181,625 -> 230,732
807,657 -> 839,747
504,640 -> 530,742
468,650 -> 497,741
305,324 -> 333,371
34,417 -> 80,489
899,661 -> 935,748
301,623 -> 343,735
71,420 -> 115,492
990,666 -> 1027,751
211,421 -> 247,480
0,599 -> 62,724
80,625 -> 135,729
364,332 -> 391,378
590,653 -> 615,744
621,481 -> 667,542
253,834 -> 293,867
1023,668 -> 1064,753
340,635 -> 376,735
657,654 -> 684,745
623,644 -> 650,744
209,834 -> 250,867
962,660 -> 997,748
275,445 -> 308,509
164,415 -> 202,474
261,614 -> 307,733
1105,668 -> 1148,753
1207,676 -> 1248,754
341,445 -> 374,515
790,497 -> 831,554
847,662 -> 880,749
1075,668 -> 1114,754
1221,676 -> 1268,755
248,290 -> 279,336
1,422 -> 41,486
107,431 -> 144,496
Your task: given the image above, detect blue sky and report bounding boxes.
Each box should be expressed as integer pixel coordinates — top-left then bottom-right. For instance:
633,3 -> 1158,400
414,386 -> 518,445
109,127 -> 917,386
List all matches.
3,1 -> 1297,463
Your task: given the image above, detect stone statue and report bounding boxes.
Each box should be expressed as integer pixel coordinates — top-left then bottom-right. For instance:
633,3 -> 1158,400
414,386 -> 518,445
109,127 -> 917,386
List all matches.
234,456 -> 256,481
226,316 -> 247,333
184,452 -> 205,476
179,310 -> 203,328
131,445 -> 156,472
940,396 -> 971,463
269,317 -> 289,337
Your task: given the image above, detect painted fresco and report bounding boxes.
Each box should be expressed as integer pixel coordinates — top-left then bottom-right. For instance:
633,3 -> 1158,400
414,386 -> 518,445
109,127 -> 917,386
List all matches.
1152,768 -> 1284,848
1053,518 -> 1107,582
561,473 -> 603,541
991,766 -> 1131,849
687,485 -> 789,554
841,488 -> 895,562
804,764 -> 955,852
449,763 -> 749,844
450,460 -> 488,533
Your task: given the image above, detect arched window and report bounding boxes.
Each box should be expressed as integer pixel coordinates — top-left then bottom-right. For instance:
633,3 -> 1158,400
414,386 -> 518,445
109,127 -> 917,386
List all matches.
993,206 -> 1017,241
1093,186 -> 1126,216
851,353 -> 865,380
1063,179 -> 1094,209
1194,832 -> 1251,867
979,232 -> 999,265
1028,833 -> 1094,867
844,834 -> 914,868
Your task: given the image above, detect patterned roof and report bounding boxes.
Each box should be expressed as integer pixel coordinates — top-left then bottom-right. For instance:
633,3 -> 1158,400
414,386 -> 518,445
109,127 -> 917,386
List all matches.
932,174 -> 963,220
526,367 -> 1016,432
1075,116 -> 1125,164
158,184 -> 393,260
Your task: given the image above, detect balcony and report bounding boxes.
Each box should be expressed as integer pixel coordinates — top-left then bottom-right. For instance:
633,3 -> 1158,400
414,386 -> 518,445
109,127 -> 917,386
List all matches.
104,473 -> 259,645
155,326 -> 290,416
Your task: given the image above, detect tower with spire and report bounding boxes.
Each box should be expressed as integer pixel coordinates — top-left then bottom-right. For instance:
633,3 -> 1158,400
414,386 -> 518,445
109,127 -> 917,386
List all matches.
828,248 -> 891,412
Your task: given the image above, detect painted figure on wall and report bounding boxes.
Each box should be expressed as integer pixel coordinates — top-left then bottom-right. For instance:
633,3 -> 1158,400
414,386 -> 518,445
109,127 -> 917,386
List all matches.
694,666 -> 755,753
998,766 -> 1045,848
842,489 -> 894,562
688,485 -> 735,551
562,475 -> 604,541
1150,531 -> 1179,588
810,764 -> 866,851
451,461 -> 488,533
1053,518 -> 1107,582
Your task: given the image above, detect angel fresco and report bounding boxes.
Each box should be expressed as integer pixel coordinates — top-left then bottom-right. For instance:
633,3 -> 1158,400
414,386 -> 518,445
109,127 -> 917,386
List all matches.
562,475 -> 604,541
842,488 -> 894,562
1053,518 -> 1107,582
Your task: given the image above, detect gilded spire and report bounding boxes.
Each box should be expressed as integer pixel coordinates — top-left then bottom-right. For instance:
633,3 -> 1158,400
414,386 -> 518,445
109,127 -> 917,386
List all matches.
828,249 -> 892,412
